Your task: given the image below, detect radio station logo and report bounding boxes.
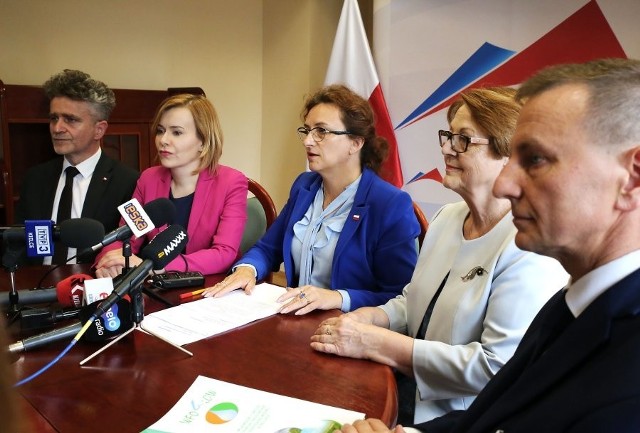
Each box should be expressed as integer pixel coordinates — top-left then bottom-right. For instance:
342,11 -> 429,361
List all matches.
123,202 -> 149,231
94,303 -> 122,335
160,229 -> 187,259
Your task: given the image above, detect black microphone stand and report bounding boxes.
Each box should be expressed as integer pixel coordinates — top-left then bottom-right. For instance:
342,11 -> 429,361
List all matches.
2,239 -> 26,325
79,241 -> 192,365
120,239 -> 175,308
5,263 -> 20,324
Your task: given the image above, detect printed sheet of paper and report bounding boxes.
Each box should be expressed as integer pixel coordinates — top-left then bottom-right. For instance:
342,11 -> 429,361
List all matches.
141,283 -> 288,346
142,375 -> 364,433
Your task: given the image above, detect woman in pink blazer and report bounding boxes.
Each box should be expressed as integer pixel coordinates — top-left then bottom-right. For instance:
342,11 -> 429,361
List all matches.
94,94 -> 247,276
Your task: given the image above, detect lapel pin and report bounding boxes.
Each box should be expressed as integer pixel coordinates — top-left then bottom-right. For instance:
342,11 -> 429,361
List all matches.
352,214 -> 360,221
102,177 -> 108,181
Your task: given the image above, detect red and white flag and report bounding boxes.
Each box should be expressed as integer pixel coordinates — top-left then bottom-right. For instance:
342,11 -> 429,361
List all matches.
325,0 -> 403,188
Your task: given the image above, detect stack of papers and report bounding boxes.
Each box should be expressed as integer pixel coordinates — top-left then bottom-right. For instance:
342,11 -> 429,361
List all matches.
141,283 -> 288,346
142,375 -> 364,433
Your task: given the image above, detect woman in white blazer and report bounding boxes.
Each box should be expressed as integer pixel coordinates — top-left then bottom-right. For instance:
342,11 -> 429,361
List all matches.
310,87 -> 569,424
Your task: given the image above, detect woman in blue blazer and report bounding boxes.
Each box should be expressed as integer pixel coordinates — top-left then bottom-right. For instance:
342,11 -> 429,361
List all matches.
204,84 -> 419,314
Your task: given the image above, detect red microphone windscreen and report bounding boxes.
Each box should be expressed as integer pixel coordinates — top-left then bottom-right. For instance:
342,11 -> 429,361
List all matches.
56,273 -> 93,307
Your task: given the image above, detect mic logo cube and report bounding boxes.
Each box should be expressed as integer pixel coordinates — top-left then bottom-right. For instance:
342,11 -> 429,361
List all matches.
124,203 -> 148,231
118,198 -> 155,238
84,278 -> 114,305
24,220 -> 54,257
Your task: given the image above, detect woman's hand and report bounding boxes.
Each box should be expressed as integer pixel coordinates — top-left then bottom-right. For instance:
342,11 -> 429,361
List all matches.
312,311 -> 414,375
277,285 -> 342,315
202,266 -> 257,298
95,249 -> 143,278
310,313 -> 381,359
336,419 -> 406,433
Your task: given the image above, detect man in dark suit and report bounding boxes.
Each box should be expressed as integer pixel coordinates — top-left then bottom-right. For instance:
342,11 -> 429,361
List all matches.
336,58 -> 640,433
14,69 -> 139,265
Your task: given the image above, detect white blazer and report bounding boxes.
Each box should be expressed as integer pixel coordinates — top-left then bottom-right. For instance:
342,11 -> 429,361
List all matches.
380,201 -> 569,423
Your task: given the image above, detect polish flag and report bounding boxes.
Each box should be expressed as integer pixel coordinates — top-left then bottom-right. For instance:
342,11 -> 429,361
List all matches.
325,0 -> 403,188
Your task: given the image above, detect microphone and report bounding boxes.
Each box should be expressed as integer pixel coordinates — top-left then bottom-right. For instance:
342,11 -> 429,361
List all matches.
8,298 -> 133,354
56,218 -> 106,250
93,224 -> 188,318
2,218 -> 105,258
78,198 -> 176,257
20,306 -> 81,331
0,273 -> 92,307
9,322 -> 82,354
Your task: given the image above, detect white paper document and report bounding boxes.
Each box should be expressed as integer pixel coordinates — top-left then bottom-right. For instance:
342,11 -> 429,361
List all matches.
142,375 -> 364,433
141,283 -> 288,346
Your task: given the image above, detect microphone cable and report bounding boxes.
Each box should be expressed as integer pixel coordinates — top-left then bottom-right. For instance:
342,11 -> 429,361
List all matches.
34,248 -> 85,291
35,261 -> 65,291
13,316 -> 94,388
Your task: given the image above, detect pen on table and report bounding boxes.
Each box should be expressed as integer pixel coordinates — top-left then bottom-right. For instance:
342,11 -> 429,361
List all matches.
179,288 -> 206,299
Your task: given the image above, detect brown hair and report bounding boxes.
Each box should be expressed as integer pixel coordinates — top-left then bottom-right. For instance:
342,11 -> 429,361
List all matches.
447,87 -> 521,157
301,84 -> 388,173
152,94 -> 223,174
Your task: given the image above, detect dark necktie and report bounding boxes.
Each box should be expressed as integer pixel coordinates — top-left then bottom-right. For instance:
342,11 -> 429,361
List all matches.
52,166 -> 80,264
396,272 -> 451,424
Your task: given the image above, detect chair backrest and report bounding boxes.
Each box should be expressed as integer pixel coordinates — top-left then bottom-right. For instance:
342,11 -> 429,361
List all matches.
240,178 -> 277,254
413,201 -> 429,251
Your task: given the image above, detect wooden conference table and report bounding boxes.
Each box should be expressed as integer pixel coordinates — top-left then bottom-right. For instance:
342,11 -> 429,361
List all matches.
4,265 -> 397,432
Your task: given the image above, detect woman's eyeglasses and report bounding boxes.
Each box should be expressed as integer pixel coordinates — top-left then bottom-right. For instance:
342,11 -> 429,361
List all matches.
438,129 -> 489,153
297,126 -> 353,143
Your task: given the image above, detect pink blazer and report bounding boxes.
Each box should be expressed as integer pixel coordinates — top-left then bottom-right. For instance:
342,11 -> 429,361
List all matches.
99,164 -> 248,275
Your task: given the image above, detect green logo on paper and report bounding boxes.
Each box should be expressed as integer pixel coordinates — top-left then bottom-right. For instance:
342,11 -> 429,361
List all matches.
205,401 -> 239,424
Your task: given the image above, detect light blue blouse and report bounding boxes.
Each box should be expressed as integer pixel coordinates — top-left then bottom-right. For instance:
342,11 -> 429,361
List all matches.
291,176 -> 361,311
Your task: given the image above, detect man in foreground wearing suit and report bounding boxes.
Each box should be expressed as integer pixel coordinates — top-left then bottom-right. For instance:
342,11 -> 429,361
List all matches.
336,58 -> 640,433
14,69 -> 139,265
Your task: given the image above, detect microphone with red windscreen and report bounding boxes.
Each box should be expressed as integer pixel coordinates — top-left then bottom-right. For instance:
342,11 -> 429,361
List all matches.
0,273 -> 93,307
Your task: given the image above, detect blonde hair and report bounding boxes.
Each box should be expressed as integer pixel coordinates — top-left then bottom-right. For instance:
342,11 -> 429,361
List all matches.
152,94 -> 223,174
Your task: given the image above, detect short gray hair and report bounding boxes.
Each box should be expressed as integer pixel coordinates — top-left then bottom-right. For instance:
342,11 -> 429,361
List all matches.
43,69 -> 116,121
517,58 -> 640,148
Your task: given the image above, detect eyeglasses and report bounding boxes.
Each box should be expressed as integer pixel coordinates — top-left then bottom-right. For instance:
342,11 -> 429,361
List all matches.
438,130 -> 490,153
297,126 -> 353,143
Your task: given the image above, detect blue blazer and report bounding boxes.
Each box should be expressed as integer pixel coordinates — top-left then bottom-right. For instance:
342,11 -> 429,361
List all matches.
416,267 -> 640,433
238,169 -> 419,310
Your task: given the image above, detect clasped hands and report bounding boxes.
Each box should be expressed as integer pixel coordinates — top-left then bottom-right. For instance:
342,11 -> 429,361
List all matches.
95,249 -> 144,278
201,266 -> 343,315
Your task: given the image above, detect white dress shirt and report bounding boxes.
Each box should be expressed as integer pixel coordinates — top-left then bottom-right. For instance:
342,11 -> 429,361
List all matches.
45,148 -> 102,265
